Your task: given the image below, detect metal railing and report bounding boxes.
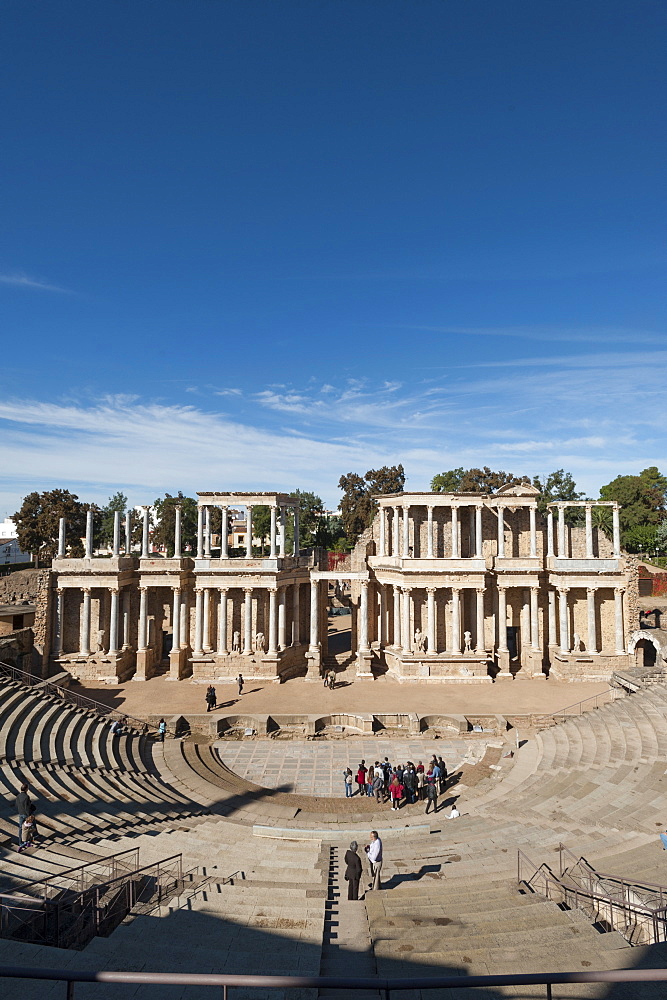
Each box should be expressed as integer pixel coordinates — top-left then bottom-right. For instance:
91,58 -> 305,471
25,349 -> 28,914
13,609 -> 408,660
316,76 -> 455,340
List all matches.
0,846 -> 139,901
4,965 -> 667,999
0,853 -> 185,950
548,687 -> 618,724
518,847 -> 667,946
0,660 -> 174,739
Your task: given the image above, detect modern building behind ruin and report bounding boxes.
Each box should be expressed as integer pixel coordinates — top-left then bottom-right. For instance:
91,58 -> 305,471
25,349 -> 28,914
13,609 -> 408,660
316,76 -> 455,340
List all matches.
39,484 -> 639,685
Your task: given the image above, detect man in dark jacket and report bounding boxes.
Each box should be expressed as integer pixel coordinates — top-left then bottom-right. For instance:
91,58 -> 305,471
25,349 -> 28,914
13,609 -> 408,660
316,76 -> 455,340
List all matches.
344,841 -> 362,900
15,785 -> 31,847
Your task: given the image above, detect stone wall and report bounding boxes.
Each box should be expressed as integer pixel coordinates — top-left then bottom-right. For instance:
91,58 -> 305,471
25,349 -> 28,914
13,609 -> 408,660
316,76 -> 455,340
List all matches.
625,553 -> 641,634
0,627 -> 35,669
32,569 -> 53,674
0,568 -> 40,603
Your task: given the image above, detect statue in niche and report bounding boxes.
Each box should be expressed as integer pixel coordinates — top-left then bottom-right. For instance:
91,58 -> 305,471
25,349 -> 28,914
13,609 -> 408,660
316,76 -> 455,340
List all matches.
232,631 -> 240,653
573,632 -> 581,652
96,629 -> 106,654
414,629 -> 426,654
255,631 -> 266,653
463,630 -> 472,653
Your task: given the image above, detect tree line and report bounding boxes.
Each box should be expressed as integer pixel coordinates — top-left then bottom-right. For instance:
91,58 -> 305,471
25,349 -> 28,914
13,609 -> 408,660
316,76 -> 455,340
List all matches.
10,465 -> 667,563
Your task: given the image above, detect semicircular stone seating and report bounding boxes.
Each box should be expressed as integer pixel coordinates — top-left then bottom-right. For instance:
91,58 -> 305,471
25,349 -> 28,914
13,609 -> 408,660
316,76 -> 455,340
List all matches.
3,678 -> 667,994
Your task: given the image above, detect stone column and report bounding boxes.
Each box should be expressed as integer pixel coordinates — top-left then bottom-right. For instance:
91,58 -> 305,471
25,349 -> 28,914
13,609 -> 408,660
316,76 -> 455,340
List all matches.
529,507 -> 537,558
180,591 -> 188,648
80,588 -> 91,655
108,588 -> 120,654
197,507 -> 204,558
268,588 -> 278,653
85,510 -> 94,559
309,580 -> 319,651
243,588 -> 253,653
246,506 -> 253,558
402,588 -> 412,653
293,506 -> 300,557
402,506 -> 410,556
427,506 -> 434,558
292,583 -> 301,644
112,512 -> 121,557
193,588 -> 203,655
220,507 -> 229,559
558,507 -> 566,557
174,505 -> 182,558
171,588 -> 181,652
58,518 -> 66,558
497,588 -> 508,652
548,590 -> 556,646
547,510 -> 554,557
277,507 -> 285,557
392,506 -> 400,556
587,587 -> 597,653
141,508 -> 149,558
476,587 -> 485,652
54,588 -> 64,654
378,507 -> 386,557
530,586 -> 539,650
378,585 -> 386,645
122,589 -> 131,649
585,505 -> 593,559
453,507 -> 462,558
203,588 -> 211,650
218,588 -> 228,653
615,588 -> 625,654
475,505 -> 483,558
497,507 -> 505,558
558,588 -> 570,654
278,586 -> 287,649
204,507 -> 212,558
125,512 -> 132,555
427,587 -> 436,654
269,506 -> 277,557
613,506 -> 621,558
450,587 -> 461,653
138,587 -> 148,651
393,585 -> 401,648
359,581 -> 370,652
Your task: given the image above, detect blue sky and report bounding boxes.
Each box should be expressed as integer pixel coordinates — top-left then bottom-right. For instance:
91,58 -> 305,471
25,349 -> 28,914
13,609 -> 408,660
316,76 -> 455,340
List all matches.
1,0 -> 666,517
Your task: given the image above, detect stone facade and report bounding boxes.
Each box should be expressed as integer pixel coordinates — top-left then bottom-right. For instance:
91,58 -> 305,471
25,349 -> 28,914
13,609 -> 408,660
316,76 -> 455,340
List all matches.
45,485 -> 635,685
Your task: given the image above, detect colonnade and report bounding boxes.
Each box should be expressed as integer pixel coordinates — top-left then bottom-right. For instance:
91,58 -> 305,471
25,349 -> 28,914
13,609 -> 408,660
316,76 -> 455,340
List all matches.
196,503 -> 299,559
554,585 -> 626,655
377,503 -> 539,559
546,503 -> 621,558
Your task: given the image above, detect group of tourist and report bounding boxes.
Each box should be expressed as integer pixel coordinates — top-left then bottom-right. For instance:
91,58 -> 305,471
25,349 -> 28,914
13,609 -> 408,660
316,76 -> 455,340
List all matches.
14,784 -> 38,852
343,756 -> 454,813
204,675 -> 244,712
344,830 -> 382,900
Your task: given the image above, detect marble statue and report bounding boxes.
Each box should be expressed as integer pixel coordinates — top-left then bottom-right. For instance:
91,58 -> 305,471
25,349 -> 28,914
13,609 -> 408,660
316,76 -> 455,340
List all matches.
573,632 -> 581,652
255,631 -> 265,653
463,630 -> 472,653
414,628 -> 426,653
232,631 -> 240,653
96,629 -> 106,653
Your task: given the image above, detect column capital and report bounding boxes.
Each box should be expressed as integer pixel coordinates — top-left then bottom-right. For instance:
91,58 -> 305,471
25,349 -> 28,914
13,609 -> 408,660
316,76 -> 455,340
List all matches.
451,586 -> 461,595
244,586 -> 253,595
426,586 -> 437,594
193,586 -> 203,595
614,586 -> 626,595
267,586 -> 278,594
497,585 -> 506,593
530,584 -> 539,594
476,586 -> 485,596
56,586 -> 64,595
401,586 -> 412,594
360,579 -> 369,589
427,504 -> 434,512
218,586 -> 229,595
558,586 -> 569,595
82,587 -> 91,596
171,585 -> 181,594
586,586 -> 597,595
109,586 -> 120,596
402,504 -> 410,511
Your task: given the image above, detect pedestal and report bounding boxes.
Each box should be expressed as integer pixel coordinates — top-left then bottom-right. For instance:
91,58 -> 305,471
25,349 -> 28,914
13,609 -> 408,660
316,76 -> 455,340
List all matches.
133,647 -> 155,681
305,648 -> 322,680
496,650 -> 513,680
167,647 -> 189,681
355,650 -> 374,679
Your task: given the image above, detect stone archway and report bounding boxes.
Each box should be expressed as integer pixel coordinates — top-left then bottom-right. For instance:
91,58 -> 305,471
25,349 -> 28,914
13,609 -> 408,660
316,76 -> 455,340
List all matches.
628,629 -> 667,670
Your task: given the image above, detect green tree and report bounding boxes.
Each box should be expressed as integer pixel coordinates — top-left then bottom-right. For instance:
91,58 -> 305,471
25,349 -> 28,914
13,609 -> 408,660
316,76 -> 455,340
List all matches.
98,492 -> 128,548
338,464 -> 405,545
431,467 -> 524,494
287,490 -> 325,548
11,489 -> 91,564
152,492 -> 199,556
599,467 -> 667,544
623,524 -> 658,554
253,505 -> 272,554
533,469 -> 585,515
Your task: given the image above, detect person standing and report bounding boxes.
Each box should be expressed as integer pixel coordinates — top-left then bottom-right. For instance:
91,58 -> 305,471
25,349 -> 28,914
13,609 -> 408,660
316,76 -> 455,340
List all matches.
425,767 -> 438,814
237,673 -> 244,696
205,686 -> 214,712
344,768 -> 353,797
158,719 -> 166,742
416,765 -> 425,802
404,765 -> 416,805
344,841 -> 362,900
365,831 -> 383,890
389,773 -> 404,811
210,685 -> 217,710
15,785 -> 31,848
328,668 -> 336,690
372,768 -> 384,803
356,761 -> 367,796
437,756 -> 447,793
366,764 -> 375,797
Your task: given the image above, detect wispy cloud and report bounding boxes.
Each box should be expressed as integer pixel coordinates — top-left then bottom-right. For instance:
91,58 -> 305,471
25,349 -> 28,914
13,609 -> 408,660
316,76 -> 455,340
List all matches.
398,324 -> 665,345
0,271 -> 72,294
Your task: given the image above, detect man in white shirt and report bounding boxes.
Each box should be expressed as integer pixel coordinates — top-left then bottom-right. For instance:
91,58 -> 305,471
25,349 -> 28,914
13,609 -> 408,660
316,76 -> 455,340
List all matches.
366,830 -> 383,890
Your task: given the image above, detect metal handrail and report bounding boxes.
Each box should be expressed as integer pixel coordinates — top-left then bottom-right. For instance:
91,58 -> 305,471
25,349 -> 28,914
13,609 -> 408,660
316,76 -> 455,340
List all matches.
549,688 -> 616,722
558,843 -> 667,913
4,964 -> 667,998
0,846 -> 139,898
0,660 -> 175,738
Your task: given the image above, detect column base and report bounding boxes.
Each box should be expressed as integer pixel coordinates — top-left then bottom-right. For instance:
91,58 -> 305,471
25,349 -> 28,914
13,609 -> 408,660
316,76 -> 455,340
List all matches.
356,651 -> 374,678
305,648 -> 321,679
167,647 -> 189,681
496,649 -> 512,679
133,647 -> 155,681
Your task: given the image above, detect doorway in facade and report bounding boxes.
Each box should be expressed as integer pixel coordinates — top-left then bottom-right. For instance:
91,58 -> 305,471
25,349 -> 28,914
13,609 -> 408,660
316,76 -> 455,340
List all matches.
635,637 -> 657,668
